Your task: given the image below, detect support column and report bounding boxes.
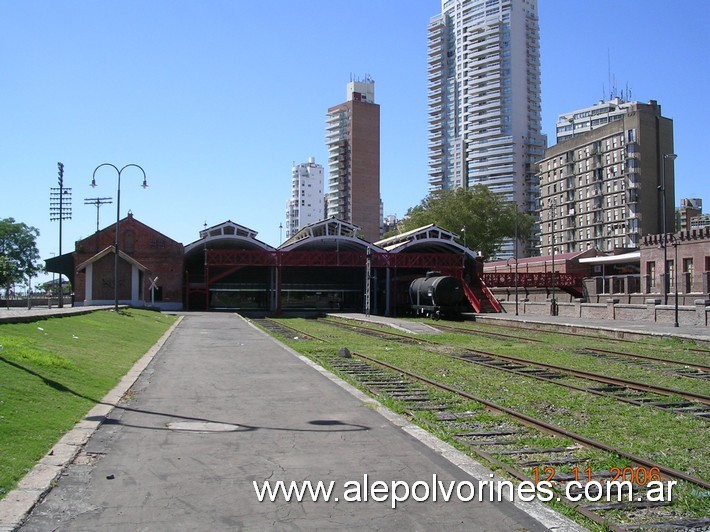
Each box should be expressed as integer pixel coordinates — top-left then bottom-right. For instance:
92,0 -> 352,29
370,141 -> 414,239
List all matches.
85,263 -> 93,305
385,268 -> 391,317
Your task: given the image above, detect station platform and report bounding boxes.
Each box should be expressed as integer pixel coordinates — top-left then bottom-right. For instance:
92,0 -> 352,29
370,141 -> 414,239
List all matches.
325,310 -> 710,345
471,312 -> 710,344
4,312 -> 578,531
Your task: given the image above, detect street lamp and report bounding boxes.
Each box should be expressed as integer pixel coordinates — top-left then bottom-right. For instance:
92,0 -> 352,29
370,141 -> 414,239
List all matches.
91,164 -> 147,312
550,199 -> 557,316
658,153 -> 677,305
511,203 -> 520,316
674,237 -> 680,327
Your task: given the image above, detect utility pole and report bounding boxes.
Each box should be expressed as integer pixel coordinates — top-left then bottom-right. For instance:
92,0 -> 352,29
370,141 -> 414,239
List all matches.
84,197 -> 113,233
50,163 -> 72,307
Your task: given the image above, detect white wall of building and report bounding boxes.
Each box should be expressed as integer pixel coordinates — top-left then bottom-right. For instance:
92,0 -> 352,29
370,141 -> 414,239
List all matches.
286,157 -> 325,240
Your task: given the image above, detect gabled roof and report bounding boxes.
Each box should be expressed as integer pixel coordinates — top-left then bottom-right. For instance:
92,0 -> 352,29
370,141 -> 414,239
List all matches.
76,213 -> 182,248
279,217 -> 382,253
76,246 -> 150,273
185,220 -> 275,255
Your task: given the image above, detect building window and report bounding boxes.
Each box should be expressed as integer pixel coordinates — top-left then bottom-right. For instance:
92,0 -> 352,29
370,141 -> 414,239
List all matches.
683,258 -> 694,292
647,261 -> 656,290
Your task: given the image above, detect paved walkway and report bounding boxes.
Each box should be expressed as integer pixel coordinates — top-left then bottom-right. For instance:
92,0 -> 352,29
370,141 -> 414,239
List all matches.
326,313 -> 443,335
10,313 -> 576,531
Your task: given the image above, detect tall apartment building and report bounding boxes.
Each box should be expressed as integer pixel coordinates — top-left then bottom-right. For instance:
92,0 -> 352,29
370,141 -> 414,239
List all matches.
427,0 -> 546,257
325,78 -> 381,242
538,99 -> 675,255
285,157 -> 324,240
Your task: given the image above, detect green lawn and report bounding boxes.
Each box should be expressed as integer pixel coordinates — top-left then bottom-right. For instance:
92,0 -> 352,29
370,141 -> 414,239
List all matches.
0,309 -> 177,498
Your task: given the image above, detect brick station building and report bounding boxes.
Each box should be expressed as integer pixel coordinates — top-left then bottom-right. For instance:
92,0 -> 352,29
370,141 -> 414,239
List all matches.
72,213 -> 184,309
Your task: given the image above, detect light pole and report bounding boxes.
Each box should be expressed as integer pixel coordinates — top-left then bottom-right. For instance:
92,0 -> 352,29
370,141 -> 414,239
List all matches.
672,235 -> 679,327
512,203 -> 520,316
50,252 -> 55,308
91,164 -> 147,312
658,153 -> 677,305
50,162 -> 72,308
550,199 -> 557,316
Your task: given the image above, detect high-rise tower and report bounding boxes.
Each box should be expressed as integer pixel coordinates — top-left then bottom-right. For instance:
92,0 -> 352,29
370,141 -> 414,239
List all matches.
285,157 -> 325,240
326,77 -> 381,242
427,0 -> 546,256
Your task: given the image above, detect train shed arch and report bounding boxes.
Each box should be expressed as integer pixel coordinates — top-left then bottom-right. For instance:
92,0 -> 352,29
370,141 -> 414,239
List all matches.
182,219 -> 500,314
184,221 -> 276,311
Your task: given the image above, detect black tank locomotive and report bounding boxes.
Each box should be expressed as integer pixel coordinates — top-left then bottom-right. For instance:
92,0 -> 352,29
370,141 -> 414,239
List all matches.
409,273 -> 464,319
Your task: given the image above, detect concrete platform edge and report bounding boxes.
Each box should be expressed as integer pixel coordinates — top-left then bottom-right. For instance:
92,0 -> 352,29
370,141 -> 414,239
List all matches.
0,315 -> 184,531
243,315 -> 585,532
475,314 -> 710,344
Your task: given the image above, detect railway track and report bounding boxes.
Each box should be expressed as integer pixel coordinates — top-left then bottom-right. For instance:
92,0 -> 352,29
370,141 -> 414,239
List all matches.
466,319 -> 639,344
257,317 -> 710,529
580,347 -> 710,381
325,351 -> 710,531
320,317 -> 710,421
438,321 -> 710,381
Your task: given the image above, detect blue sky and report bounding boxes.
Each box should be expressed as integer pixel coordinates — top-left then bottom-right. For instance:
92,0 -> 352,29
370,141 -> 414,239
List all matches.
2,1 -> 708,284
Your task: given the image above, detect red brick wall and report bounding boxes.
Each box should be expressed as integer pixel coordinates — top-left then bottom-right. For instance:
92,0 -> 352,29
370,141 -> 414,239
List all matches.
74,215 -> 184,306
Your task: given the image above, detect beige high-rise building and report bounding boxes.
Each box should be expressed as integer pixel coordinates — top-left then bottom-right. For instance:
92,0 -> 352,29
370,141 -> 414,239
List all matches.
538,99 -> 675,255
325,78 -> 381,242
427,0 -> 545,257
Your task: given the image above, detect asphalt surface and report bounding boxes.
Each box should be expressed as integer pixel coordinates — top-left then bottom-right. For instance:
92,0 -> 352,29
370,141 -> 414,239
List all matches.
12,312 -> 576,531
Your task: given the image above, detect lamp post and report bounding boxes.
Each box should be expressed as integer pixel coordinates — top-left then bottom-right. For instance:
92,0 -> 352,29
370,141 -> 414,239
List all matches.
550,199 -> 557,316
91,164 -> 147,312
512,203 -> 520,316
672,235 -> 679,327
50,252 -> 55,309
658,153 -> 677,305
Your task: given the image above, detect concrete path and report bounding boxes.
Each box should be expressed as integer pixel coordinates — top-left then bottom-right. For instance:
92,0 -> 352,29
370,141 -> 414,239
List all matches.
15,313 -> 576,531
326,312 -> 442,335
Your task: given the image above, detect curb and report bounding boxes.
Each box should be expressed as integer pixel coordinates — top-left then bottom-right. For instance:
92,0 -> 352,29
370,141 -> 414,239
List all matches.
0,315 -> 183,531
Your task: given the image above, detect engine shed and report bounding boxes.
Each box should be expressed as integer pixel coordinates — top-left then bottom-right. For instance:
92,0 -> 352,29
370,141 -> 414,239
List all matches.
183,218 -> 500,315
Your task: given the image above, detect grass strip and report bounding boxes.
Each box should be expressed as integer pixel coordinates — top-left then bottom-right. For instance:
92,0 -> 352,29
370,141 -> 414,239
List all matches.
0,308 -> 177,499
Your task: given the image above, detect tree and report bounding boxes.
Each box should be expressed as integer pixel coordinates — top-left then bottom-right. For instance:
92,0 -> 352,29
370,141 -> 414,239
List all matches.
0,218 -> 42,299
399,186 -> 535,259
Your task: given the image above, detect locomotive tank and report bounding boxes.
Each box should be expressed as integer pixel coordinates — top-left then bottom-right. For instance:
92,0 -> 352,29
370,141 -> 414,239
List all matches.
409,273 -> 464,312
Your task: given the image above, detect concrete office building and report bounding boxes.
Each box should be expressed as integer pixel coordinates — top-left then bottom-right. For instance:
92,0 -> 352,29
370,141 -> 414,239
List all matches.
325,78 -> 381,242
538,99 -> 675,255
427,0 -> 545,257
285,157 -> 325,240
